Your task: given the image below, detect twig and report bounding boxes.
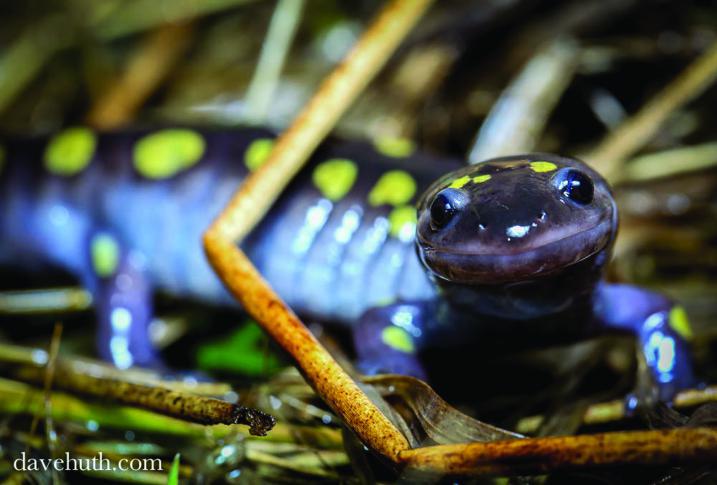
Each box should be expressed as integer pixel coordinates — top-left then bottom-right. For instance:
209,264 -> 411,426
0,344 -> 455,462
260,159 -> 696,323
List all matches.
0,377 -> 342,445
203,0 -> 433,461
208,0 -> 434,242
243,0 -> 304,124
20,367 -> 276,436
398,428 -> 717,476
86,23 -> 194,129
587,39 -> 717,179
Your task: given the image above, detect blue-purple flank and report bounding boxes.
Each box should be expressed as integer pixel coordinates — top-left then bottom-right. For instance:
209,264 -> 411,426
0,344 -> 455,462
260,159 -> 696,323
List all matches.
0,127 -> 695,401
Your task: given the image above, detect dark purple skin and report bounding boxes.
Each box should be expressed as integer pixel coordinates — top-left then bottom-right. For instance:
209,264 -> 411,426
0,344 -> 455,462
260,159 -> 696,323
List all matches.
355,154 -> 694,402
0,131 -> 694,401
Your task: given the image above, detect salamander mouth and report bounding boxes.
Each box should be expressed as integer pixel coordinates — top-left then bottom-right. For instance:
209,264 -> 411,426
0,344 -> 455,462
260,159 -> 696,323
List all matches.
419,219 -> 613,284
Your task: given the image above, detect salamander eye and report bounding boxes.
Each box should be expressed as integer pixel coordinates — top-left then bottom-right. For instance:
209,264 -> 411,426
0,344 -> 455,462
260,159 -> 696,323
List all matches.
556,169 -> 594,205
429,188 -> 464,230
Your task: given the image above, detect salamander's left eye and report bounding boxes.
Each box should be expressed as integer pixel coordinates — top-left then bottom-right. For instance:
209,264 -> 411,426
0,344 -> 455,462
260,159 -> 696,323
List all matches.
429,188 -> 465,230
555,169 -> 594,205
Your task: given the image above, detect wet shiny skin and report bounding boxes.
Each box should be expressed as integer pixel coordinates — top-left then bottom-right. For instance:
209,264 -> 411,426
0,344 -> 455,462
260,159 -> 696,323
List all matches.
0,131 -> 694,401
356,154 -> 694,401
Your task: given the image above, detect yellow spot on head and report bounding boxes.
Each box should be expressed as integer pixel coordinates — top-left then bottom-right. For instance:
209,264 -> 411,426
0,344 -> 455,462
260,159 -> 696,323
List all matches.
388,205 -> 417,240
133,129 -> 205,179
381,326 -> 414,353
312,158 -> 358,201
530,161 -> 557,173
244,138 -> 274,172
368,170 -> 416,207
374,136 -> 415,158
44,127 -> 97,176
669,306 -> 693,341
448,175 -> 471,189
91,233 -> 120,278
448,173 -> 491,189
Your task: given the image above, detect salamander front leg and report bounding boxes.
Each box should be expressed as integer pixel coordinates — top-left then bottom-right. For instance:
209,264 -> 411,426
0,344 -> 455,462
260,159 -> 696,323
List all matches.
83,232 -> 160,369
595,283 -> 696,403
353,302 -> 430,380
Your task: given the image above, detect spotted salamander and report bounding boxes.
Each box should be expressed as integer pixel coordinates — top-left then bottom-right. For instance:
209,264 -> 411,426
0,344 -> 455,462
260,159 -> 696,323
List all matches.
0,127 -> 695,400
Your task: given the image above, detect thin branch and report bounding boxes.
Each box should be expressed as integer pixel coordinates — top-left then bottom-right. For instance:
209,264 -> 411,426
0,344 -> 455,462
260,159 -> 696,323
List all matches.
208,0 -> 434,242
0,377 -> 342,444
203,0 -> 433,461
21,367 -> 276,436
398,428 -> 717,476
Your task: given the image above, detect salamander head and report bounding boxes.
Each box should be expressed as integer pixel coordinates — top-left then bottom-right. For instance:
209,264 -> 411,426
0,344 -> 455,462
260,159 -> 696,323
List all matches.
416,154 -> 617,284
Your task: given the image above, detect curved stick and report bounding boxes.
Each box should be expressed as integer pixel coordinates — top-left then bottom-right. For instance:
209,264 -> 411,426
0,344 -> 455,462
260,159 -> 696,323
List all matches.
204,0 -> 433,460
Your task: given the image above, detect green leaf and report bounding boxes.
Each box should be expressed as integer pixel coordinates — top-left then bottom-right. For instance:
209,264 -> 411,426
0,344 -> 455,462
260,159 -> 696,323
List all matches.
167,453 -> 180,485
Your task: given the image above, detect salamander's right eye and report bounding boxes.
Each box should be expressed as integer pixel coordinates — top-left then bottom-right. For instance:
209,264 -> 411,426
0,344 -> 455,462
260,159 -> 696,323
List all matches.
429,188 -> 464,230
554,169 -> 594,205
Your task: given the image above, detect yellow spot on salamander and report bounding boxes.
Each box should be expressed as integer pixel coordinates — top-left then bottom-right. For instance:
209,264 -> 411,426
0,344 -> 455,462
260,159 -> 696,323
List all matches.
669,306 -> 693,341
312,158 -> 358,201
448,175 -> 471,189
368,170 -> 416,207
381,326 -> 415,353
448,173 -> 491,189
388,205 -> 417,240
530,161 -> 557,173
91,233 -> 120,278
374,136 -> 415,158
244,138 -> 275,172
133,129 -> 205,179
44,127 -> 97,176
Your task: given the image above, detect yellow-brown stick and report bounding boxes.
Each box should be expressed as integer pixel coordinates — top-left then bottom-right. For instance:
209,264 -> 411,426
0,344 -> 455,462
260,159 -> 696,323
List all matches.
203,235 -> 410,458
398,428 -> 717,476
209,0 -> 433,242
204,0 -> 433,460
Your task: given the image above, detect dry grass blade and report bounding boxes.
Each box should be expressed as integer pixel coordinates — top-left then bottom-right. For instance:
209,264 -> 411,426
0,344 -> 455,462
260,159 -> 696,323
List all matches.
86,23 -> 194,129
587,39 -> 717,179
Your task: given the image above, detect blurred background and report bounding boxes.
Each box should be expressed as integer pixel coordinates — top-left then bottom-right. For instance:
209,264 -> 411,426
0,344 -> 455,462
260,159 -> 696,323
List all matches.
0,0 -> 716,483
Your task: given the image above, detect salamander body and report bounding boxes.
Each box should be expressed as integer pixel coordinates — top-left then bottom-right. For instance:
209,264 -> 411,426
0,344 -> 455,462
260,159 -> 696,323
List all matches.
0,127 -> 695,400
